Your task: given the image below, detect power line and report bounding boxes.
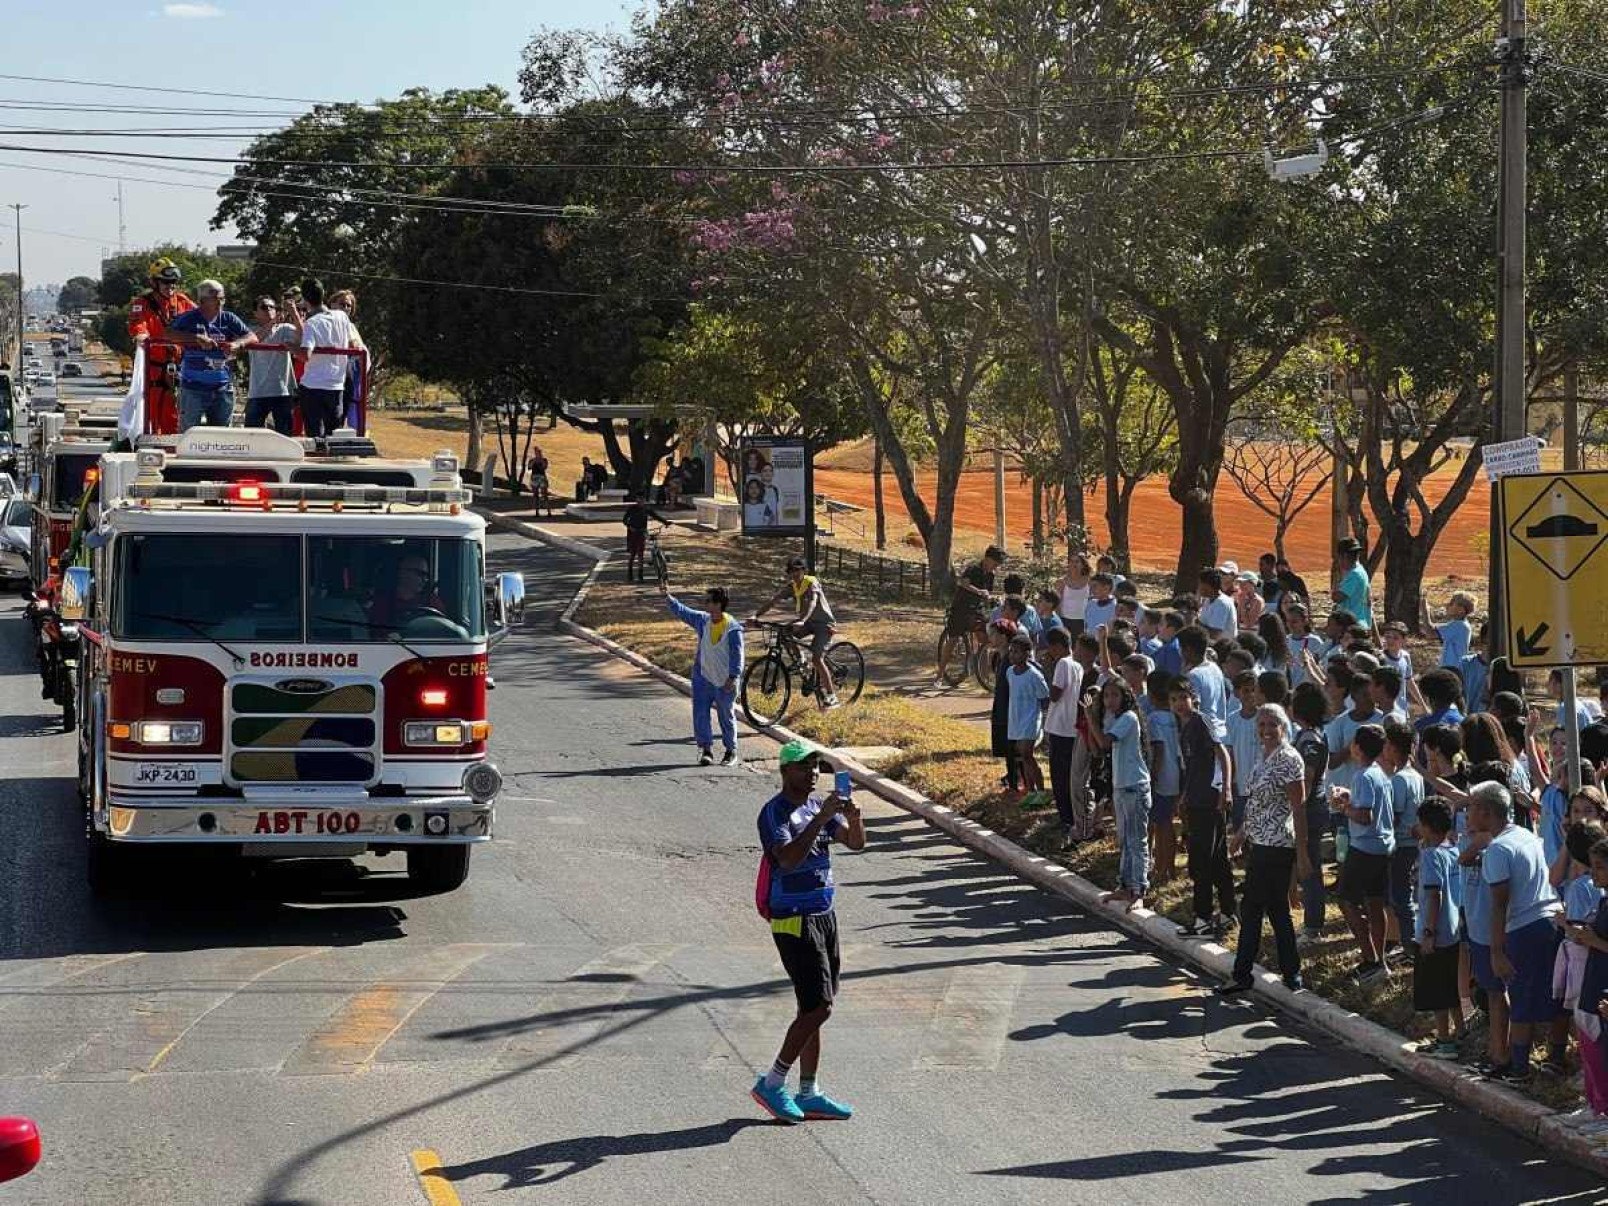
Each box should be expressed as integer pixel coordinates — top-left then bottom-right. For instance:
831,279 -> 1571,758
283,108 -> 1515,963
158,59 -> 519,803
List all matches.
0,72 -> 336,105
0,64 -> 1487,129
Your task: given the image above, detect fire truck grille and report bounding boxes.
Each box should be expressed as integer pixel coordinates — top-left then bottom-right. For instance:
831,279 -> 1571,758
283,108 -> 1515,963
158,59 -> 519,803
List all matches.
228,679 -> 378,784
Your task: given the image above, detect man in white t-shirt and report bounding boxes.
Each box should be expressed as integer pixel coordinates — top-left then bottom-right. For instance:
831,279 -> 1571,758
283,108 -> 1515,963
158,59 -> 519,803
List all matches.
294,278 -> 358,437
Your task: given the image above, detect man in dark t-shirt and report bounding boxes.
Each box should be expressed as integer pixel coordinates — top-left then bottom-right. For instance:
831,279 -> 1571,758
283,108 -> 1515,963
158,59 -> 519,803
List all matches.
936,545 -> 1004,686
752,740 -> 866,1124
1171,675 -> 1236,936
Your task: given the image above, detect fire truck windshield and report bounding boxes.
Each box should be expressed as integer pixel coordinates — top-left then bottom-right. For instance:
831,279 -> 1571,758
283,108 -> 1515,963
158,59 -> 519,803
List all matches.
112,533 -> 485,643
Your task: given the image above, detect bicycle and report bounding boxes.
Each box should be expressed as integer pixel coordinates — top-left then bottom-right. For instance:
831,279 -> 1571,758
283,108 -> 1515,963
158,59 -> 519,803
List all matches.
647,523 -> 670,585
935,597 -> 1000,690
740,619 -> 866,727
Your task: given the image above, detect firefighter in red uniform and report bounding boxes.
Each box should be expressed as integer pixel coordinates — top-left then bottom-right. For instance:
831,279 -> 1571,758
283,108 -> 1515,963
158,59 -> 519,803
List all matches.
126,258 -> 196,435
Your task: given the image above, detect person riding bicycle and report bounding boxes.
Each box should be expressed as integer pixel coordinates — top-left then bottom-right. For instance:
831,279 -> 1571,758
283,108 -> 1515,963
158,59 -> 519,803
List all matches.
623,493 -> 670,583
753,556 -> 841,709
936,544 -> 1005,687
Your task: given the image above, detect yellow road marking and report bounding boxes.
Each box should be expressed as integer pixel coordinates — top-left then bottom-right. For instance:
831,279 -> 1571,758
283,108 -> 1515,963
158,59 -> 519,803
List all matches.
283,944 -> 494,1075
410,1149 -> 462,1206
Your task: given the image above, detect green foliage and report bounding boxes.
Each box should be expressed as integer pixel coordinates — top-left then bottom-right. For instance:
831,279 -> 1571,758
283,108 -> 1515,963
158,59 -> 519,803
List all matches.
98,245 -> 245,310
57,276 -> 98,315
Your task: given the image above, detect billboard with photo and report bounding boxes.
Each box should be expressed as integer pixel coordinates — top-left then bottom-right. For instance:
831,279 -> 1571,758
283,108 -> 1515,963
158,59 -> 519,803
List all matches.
739,436 -> 812,537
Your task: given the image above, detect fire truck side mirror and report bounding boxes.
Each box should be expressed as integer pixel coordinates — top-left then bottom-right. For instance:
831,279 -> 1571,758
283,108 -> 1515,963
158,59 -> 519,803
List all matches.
24,473 -> 40,501
489,572 -> 526,643
59,566 -> 93,621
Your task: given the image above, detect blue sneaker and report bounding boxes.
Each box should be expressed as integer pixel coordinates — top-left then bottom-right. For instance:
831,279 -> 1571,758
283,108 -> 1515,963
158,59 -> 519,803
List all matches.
794,1091 -> 854,1121
750,1077 -> 805,1123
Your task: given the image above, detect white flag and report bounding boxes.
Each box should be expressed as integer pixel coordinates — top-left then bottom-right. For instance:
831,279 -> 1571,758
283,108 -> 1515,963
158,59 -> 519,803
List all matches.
118,346 -> 146,443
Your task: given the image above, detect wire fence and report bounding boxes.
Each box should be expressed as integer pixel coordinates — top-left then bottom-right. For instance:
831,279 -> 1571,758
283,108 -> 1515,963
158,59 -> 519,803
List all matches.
817,539 -> 931,600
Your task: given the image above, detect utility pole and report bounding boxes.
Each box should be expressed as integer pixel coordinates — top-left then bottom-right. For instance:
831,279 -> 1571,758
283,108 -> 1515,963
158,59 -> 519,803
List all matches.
1487,0 -> 1529,661
8,203 -> 23,371
115,180 -> 127,253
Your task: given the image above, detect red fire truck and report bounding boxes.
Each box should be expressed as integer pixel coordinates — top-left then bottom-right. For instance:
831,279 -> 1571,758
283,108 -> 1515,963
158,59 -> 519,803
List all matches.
67,427 -> 523,893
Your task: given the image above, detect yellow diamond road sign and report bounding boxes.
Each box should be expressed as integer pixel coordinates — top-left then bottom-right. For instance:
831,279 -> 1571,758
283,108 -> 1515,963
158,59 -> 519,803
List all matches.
1499,470 -> 1608,668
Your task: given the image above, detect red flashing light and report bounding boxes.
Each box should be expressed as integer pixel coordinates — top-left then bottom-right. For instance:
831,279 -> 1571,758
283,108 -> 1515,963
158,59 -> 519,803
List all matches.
420,688 -> 449,708
233,481 -> 264,504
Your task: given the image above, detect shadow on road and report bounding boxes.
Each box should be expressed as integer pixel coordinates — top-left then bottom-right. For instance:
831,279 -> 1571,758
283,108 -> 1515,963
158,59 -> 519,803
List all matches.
440,1119 -> 771,1189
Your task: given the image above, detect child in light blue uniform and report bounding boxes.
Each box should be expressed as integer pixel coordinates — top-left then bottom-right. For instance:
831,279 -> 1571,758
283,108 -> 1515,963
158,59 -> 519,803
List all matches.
1089,678 -> 1151,909
1226,670 -> 1261,830
1413,800 -> 1465,1058
1145,670 -> 1182,885
1005,635 -> 1050,804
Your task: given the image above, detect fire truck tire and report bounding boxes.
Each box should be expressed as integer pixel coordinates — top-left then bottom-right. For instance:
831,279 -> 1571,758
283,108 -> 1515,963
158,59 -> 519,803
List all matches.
406,845 -> 470,892
85,832 -> 129,896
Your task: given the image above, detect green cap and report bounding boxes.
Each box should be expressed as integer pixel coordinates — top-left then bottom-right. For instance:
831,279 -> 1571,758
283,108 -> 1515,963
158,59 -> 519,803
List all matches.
778,739 -> 819,768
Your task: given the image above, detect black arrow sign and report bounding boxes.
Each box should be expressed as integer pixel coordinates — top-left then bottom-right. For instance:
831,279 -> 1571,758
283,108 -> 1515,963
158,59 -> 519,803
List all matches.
1517,623 -> 1551,658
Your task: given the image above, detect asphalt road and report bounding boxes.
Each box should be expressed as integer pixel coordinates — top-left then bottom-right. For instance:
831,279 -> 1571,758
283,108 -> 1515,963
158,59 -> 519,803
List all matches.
0,532 -> 1601,1204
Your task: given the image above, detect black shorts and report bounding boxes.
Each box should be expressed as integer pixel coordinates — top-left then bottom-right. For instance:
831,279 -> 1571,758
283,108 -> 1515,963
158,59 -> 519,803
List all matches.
946,610 -> 983,639
1340,849 -> 1390,904
1413,942 -> 1462,1011
804,621 -> 834,656
772,910 -> 841,1012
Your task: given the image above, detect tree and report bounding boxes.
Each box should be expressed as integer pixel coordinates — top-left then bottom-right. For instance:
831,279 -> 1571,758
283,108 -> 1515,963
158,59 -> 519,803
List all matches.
213,86 -> 517,458
383,81 -> 700,495
57,276 -> 98,315
1314,0 -> 1608,620
634,304 -> 865,491
1087,330 -> 1178,566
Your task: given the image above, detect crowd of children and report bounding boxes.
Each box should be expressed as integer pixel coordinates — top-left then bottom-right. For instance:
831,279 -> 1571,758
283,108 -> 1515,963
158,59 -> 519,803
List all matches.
975,547 -> 1608,1117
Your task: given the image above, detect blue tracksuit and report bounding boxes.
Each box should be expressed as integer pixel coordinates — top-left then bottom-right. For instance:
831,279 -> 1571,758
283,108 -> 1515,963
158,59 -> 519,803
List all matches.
667,595 -> 745,752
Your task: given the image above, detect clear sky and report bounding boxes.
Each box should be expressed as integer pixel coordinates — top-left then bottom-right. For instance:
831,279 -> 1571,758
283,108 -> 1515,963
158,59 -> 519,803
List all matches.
2,0 -> 627,288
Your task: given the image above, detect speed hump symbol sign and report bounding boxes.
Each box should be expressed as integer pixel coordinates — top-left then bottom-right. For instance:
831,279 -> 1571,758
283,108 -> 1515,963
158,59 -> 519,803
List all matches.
1500,471 -> 1608,667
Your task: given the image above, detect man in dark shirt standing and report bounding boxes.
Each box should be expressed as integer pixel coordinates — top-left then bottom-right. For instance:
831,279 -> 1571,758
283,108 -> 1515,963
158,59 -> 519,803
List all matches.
1171,676 -> 1237,937
622,494 -> 667,583
936,545 -> 1005,687
753,740 -> 866,1123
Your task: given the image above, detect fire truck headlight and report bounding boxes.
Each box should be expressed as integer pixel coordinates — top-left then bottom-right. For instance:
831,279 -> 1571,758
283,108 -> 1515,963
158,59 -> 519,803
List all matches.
405,721 -> 466,746
137,720 -> 203,745
462,762 -> 502,804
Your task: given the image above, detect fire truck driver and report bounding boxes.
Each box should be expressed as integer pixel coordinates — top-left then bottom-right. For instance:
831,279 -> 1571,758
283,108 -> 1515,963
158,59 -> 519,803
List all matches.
128,258 -> 197,435
368,549 -> 455,635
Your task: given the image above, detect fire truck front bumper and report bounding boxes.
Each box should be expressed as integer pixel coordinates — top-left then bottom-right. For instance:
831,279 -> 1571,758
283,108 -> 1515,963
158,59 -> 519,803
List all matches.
100,792 -> 494,845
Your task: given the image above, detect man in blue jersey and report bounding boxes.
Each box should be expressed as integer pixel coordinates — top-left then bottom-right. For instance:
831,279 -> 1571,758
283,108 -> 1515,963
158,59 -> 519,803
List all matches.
166,279 -> 256,430
752,740 -> 867,1123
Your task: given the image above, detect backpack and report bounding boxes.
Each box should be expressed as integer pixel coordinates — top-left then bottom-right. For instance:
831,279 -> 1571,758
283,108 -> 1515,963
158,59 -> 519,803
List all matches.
754,851 -> 773,920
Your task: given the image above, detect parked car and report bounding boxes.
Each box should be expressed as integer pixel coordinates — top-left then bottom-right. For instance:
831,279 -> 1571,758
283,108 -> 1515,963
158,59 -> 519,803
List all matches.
0,495 -> 30,587
60,362 -> 82,378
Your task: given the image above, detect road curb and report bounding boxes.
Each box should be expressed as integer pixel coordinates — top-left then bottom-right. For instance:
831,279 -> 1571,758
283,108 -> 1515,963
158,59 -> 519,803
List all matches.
492,513 -> 1608,1180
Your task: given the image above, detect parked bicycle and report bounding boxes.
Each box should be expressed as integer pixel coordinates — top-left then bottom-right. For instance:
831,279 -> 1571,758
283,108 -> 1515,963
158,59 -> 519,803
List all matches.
647,522 -> 670,585
740,619 -> 865,727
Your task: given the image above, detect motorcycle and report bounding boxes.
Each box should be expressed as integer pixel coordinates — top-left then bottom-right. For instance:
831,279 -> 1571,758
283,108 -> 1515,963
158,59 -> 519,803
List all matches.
31,592 -> 79,734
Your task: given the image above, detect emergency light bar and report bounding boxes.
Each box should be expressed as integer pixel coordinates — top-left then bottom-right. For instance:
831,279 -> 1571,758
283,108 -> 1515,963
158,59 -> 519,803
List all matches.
124,479 -> 473,509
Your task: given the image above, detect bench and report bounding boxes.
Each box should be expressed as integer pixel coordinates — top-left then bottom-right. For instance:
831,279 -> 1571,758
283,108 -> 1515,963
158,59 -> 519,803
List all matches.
815,494 -> 866,537
692,495 -> 742,532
